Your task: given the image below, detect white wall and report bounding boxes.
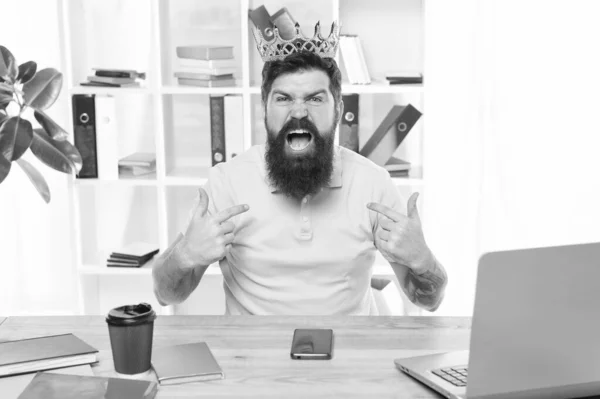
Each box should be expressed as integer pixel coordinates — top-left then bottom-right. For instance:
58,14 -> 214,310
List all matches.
3,0 -> 600,316
0,0 -> 78,315
425,0 -> 600,316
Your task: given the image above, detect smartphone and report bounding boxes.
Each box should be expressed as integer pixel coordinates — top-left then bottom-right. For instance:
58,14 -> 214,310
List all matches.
290,328 -> 334,360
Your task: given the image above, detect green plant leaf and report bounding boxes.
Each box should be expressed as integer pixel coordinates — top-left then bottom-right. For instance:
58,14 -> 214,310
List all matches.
17,61 -> 37,84
22,68 -> 63,111
0,153 -> 10,184
30,128 -> 82,174
0,86 -> 12,111
0,46 -> 18,83
0,116 -> 33,161
16,158 -> 50,203
34,110 -> 69,141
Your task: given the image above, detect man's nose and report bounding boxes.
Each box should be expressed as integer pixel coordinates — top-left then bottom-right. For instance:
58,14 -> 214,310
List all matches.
290,100 -> 308,119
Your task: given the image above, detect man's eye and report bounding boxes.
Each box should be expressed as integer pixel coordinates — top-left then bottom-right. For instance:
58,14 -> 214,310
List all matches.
309,96 -> 323,103
275,96 -> 290,102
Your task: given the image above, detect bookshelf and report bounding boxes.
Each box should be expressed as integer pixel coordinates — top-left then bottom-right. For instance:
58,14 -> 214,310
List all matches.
57,0 -> 428,315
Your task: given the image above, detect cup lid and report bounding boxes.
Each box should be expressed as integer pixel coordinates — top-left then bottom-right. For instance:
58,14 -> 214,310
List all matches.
106,303 -> 157,326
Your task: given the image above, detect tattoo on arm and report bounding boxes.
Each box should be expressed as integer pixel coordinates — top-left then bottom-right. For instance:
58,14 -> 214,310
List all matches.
404,259 -> 448,312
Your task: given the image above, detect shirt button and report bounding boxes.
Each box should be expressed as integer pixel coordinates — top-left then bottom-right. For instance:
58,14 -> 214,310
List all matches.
302,216 -> 308,222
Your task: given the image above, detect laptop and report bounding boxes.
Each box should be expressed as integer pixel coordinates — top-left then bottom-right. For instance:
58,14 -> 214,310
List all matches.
394,242 -> 600,399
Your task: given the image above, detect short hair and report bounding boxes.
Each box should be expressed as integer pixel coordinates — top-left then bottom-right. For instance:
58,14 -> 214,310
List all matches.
260,51 -> 342,107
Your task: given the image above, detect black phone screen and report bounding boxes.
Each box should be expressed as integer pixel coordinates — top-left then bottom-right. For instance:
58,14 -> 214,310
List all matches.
290,328 -> 334,360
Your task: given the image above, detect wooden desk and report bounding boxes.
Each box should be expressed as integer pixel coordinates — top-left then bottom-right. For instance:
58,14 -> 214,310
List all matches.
0,316 -> 471,398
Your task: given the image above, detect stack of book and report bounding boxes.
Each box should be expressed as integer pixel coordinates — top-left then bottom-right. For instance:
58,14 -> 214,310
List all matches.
384,156 -> 411,178
107,242 -> 159,268
174,45 -> 236,87
339,35 -> 371,85
0,334 -> 98,378
118,152 -> 156,177
385,71 -> 423,85
80,68 -> 146,88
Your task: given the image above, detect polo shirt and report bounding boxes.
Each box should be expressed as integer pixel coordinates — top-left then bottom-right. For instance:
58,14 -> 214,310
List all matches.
196,144 -> 406,315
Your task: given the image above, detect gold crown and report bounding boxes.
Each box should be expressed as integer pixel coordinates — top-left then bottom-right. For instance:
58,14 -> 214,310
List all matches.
252,21 -> 340,62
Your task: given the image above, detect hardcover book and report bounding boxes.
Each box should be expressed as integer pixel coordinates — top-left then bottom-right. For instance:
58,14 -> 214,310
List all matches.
0,365 -> 94,399
0,334 -> 98,378
17,372 -> 158,399
177,58 -> 237,69
177,78 -> 236,87
118,152 -> 156,168
174,72 -> 234,80
110,242 -> 159,259
93,68 -> 146,79
151,342 -> 224,385
176,45 -> 234,61
359,104 -> 422,167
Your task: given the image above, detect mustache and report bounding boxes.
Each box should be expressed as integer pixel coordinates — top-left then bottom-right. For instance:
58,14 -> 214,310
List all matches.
279,118 -> 319,137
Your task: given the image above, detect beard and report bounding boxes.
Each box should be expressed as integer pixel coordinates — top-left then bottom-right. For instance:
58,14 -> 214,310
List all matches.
265,117 -> 335,200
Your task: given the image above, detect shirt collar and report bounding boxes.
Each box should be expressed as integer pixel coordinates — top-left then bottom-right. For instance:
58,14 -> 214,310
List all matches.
262,145 -> 343,193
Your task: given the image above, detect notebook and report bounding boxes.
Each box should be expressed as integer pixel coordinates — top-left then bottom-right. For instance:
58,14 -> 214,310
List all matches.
151,342 -> 224,385
0,365 -> 93,399
0,334 -> 98,377
17,372 -> 158,399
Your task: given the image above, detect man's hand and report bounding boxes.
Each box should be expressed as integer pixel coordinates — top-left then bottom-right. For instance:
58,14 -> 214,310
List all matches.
367,192 -> 431,273
179,187 -> 249,270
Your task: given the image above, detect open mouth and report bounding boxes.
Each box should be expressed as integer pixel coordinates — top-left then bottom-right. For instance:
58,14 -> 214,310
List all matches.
286,129 -> 313,151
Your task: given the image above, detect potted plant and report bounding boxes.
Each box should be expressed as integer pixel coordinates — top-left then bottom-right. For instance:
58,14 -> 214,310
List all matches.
0,45 -> 82,203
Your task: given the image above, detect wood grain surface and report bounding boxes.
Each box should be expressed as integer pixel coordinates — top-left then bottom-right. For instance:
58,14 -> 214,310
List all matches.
0,316 -> 471,398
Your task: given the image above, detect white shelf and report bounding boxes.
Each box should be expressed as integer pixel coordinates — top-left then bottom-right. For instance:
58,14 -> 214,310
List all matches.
79,263 -> 223,276
165,166 -> 210,186
341,82 -> 424,94
73,175 -> 159,187
161,85 -> 245,95
69,86 -> 152,95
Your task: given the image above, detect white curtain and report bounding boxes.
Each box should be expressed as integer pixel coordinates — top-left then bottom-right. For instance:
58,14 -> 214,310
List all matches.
425,0 -> 600,316
0,0 -> 79,316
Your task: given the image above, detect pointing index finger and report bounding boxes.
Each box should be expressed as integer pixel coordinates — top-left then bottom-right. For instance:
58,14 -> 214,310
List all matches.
215,204 -> 250,223
367,202 -> 403,223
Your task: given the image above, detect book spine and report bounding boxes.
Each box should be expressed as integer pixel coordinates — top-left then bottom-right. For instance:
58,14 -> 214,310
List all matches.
72,94 -> 98,178
95,71 -> 133,78
177,58 -> 237,69
95,95 -> 119,180
354,36 -> 371,84
209,95 -> 226,165
340,94 -> 359,152
224,95 -> 244,160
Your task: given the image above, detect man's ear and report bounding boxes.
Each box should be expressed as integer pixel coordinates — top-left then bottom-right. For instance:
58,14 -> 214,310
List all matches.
336,99 -> 344,124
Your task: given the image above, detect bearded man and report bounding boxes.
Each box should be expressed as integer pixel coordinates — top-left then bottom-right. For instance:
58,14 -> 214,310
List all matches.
152,30 -> 447,315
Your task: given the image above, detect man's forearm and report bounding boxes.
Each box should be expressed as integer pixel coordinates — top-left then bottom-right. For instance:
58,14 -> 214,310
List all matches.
392,252 -> 448,312
152,235 -> 209,306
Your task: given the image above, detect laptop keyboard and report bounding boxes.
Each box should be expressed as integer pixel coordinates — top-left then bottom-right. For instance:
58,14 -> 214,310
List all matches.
432,366 -> 468,387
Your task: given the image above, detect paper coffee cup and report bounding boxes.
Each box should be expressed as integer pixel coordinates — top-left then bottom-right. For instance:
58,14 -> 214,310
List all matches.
106,303 -> 157,375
